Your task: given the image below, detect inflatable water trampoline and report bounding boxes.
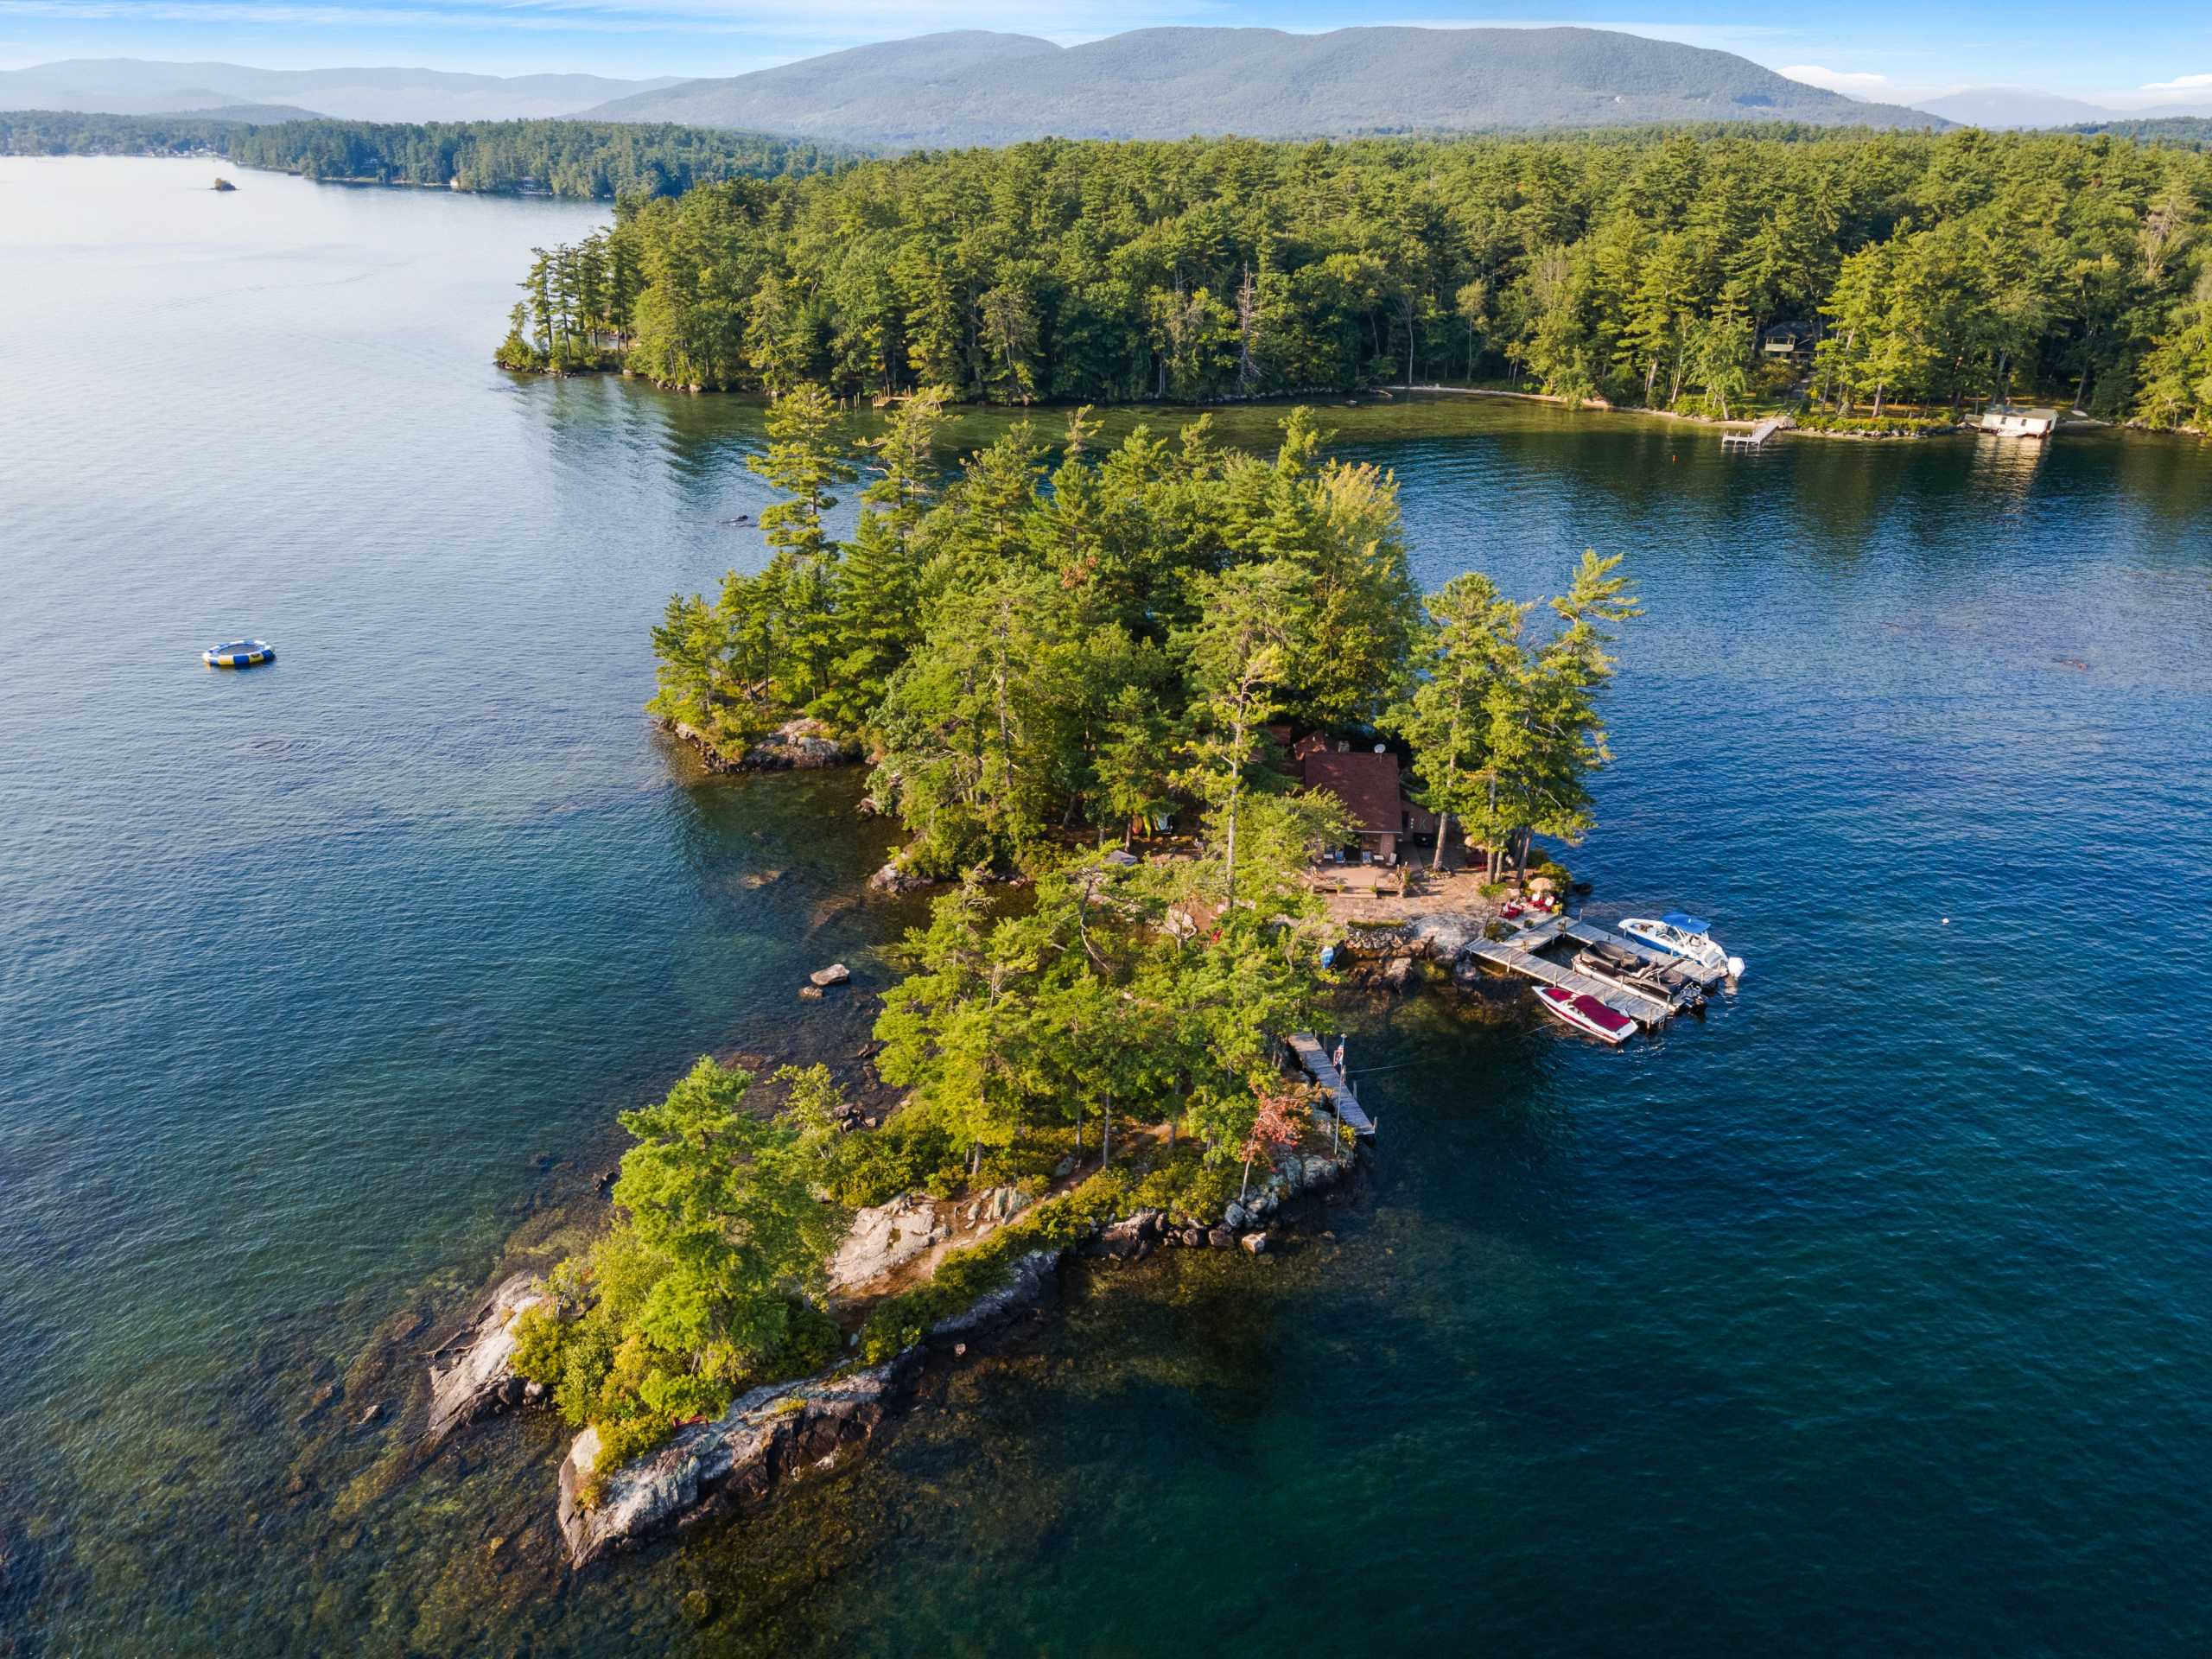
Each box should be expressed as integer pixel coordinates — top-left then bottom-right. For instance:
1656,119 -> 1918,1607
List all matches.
203,639 -> 275,668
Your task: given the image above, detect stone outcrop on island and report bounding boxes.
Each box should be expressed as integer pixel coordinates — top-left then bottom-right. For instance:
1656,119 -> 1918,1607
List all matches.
663,715 -> 860,774
557,1350 -> 923,1567
422,1138 -> 1356,1572
425,1271 -> 549,1444
557,1244 -> 1066,1567
824,1185 -> 1032,1296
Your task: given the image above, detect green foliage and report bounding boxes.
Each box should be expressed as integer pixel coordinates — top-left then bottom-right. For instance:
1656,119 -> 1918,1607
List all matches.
480,124 -> 2212,426
510,1058 -> 849,1467
1389,551 -> 1639,879
0,110 -> 854,197
1790,412 -> 1953,434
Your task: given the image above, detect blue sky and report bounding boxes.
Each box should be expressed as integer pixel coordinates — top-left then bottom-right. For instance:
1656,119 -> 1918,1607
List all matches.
3,0 -> 2210,105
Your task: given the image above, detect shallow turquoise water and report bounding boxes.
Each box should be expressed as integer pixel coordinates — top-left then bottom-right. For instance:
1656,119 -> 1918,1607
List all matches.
4,158 -> 2212,1656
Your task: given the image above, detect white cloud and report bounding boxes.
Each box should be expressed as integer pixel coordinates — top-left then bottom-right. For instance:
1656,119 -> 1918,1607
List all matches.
1779,63 -> 1902,95
2139,71 -> 2212,91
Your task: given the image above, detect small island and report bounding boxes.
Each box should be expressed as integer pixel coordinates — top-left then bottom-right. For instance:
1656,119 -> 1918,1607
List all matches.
420,386 -> 1641,1569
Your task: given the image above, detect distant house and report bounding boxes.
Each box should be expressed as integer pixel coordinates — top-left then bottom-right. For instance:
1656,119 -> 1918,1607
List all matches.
1979,404 -> 2058,439
1761,321 -> 1817,361
1301,746 -> 1408,862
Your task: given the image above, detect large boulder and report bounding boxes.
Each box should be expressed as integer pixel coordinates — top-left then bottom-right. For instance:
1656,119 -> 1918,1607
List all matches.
425,1272 -> 549,1445
743,718 -> 861,771
663,716 -> 860,775
558,1351 -> 920,1568
868,861 -> 934,894
825,1188 -> 1031,1296
825,1195 -> 945,1294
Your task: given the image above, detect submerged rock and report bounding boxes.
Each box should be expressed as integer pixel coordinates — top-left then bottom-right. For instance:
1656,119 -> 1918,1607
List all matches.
868,861 -> 934,893
426,1272 -> 549,1445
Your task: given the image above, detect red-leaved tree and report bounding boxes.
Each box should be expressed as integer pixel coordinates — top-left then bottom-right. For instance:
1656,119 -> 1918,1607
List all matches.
1241,1087 -> 1311,1200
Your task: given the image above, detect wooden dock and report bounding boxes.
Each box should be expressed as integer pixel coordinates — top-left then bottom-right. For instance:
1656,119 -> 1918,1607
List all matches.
1286,1032 -> 1376,1136
1556,917 -> 1727,989
1722,416 -> 1787,449
1458,915 -> 1708,1026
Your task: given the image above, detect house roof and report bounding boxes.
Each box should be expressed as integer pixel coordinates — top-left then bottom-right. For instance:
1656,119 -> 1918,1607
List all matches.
1302,749 -> 1403,836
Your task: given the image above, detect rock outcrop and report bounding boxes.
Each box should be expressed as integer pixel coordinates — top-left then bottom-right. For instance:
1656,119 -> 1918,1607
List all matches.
926,1248 -> 1063,1339
531,1139 -> 1359,1572
868,860 -> 935,893
558,1351 -> 921,1567
559,1245 -> 1065,1567
663,716 -> 860,775
824,1194 -> 944,1294
824,1185 -> 1031,1296
426,1272 -> 549,1445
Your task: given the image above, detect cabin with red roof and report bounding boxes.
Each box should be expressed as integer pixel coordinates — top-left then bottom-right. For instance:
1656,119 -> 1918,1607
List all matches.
1301,745 -> 1409,862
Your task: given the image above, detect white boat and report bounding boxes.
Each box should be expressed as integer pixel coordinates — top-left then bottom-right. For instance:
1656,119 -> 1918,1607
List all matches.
1619,912 -> 1745,980
1533,984 -> 1637,1046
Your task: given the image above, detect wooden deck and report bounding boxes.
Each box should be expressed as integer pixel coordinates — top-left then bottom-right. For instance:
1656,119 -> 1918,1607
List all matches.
1286,1032 -> 1376,1136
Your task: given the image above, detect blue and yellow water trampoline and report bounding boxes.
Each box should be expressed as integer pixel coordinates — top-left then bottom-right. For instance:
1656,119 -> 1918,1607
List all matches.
203,639 -> 275,668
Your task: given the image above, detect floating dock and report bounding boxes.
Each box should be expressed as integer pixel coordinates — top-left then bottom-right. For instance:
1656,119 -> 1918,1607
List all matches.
1459,915 -> 1708,1026
1557,917 -> 1728,989
1286,1032 -> 1376,1136
1721,416 -> 1788,450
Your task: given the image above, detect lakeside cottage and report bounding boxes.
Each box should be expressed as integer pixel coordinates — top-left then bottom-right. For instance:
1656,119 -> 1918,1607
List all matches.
1761,321 -> 1817,362
1299,742 -> 1421,864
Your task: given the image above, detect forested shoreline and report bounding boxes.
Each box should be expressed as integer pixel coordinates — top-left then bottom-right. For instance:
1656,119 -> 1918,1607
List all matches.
499,125 -> 2212,429
0,109 -> 854,197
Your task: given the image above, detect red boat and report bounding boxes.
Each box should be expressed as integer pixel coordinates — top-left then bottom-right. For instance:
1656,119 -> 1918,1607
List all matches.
1533,984 -> 1637,1046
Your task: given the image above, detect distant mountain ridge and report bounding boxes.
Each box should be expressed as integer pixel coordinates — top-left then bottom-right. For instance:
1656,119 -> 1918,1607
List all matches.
583,26 -> 1941,144
0,58 -> 678,123
1912,86 -> 2212,129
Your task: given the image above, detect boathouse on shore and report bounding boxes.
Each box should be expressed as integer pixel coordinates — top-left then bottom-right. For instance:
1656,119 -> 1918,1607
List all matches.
1979,404 -> 2059,439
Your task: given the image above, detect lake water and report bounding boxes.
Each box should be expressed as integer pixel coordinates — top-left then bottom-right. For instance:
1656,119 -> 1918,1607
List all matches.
4,157 -> 2211,1656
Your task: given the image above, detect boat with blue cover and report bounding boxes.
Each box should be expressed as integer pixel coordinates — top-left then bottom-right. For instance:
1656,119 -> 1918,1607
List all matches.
1620,912 -> 1745,980
203,639 -> 275,668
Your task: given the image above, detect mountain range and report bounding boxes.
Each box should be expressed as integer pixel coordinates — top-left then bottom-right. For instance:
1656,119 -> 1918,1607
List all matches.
1914,86 -> 2212,127
582,27 -> 1939,143
0,59 -> 677,122
14,34 -> 2208,144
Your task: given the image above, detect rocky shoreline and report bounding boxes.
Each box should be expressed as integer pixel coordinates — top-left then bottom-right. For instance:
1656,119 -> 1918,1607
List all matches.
659,715 -> 861,774
421,1141 -> 1359,1571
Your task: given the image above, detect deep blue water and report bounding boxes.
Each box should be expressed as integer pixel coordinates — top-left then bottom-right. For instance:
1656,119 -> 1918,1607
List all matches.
3,157 -> 2211,1656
